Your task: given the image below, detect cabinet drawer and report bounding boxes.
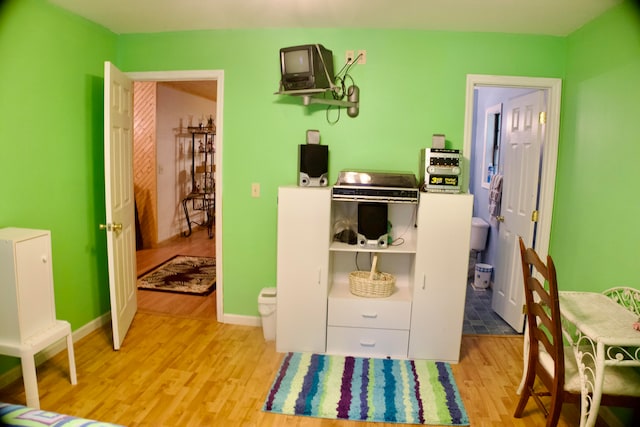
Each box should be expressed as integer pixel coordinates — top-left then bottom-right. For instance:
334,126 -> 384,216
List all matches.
328,295 -> 411,329
327,326 -> 409,359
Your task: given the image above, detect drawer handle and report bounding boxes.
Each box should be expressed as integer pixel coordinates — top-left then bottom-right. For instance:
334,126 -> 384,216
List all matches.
359,340 -> 376,347
361,313 -> 378,319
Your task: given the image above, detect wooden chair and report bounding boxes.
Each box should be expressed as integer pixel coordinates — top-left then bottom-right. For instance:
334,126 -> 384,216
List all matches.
513,237 -> 640,426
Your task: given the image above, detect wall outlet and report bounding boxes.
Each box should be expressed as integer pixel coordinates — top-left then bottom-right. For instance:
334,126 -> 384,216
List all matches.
251,183 -> 260,198
357,50 -> 367,65
345,50 -> 355,64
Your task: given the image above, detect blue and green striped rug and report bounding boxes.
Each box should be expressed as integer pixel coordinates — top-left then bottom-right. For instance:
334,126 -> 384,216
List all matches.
263,352 -> 469,425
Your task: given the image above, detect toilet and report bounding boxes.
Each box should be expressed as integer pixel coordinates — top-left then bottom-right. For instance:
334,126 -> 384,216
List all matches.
468,217 -> 490,280
470,217 -> 490,253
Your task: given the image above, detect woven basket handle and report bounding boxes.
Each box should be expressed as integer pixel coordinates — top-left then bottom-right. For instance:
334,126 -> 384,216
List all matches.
369,254 -> 378,280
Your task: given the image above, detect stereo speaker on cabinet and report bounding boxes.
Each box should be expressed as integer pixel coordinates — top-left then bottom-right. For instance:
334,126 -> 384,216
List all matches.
298,144 -> 328,187
357,203 -> 388,249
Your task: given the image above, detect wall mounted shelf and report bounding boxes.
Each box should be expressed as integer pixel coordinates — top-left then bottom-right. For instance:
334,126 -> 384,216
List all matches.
276,85 -> 360,117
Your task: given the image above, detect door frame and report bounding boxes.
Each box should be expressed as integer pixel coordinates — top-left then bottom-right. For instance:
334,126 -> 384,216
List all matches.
462,74 -> 562,283
127,69 -> 224,323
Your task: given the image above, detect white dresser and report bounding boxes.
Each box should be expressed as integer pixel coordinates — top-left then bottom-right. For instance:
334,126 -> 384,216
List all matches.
0,227 -> 77,409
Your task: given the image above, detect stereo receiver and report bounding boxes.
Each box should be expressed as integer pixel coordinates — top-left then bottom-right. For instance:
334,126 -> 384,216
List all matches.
420,148 -> 462,193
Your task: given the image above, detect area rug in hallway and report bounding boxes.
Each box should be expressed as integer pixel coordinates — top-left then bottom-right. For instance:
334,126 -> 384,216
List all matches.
137,255 -> 216,296
263,352 -> 469,425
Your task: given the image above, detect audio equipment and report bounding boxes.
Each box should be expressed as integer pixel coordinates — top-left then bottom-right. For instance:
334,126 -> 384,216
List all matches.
332,170 -> 419,203
357,202 -> 388,249
420,148 -> 462,193
299,144 -> 328,187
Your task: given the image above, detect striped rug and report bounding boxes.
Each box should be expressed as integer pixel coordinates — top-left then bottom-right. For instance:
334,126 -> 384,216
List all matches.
263,352 -> 469,425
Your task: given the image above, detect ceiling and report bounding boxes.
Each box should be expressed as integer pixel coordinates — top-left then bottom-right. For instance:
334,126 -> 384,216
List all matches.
49,0 -> 623,36
159,81 -> 217,102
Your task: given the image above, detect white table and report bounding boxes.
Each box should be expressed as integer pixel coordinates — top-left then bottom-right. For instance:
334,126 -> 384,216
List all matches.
558,291 -> 640,427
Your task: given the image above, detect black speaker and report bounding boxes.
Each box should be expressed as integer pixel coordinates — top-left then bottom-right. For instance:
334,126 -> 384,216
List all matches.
298,144 -> 328,186
357,203 -> 388,249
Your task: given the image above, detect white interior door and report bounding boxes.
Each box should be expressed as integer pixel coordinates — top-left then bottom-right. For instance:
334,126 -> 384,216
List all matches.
491,90 -> 545,332
104,61 -> 137,350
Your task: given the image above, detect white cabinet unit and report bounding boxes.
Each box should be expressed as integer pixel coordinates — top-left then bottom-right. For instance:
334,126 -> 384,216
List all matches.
275,188 -> 472,362
0,227 -> 77,409
276,187 -> 331,353
408,193 -> 473,362
326,201 -> 418,358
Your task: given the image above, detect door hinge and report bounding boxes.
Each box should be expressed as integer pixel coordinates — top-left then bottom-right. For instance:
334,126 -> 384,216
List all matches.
539,111 -> 547,125
531,210 -> 539,222
522,304 -> 526,314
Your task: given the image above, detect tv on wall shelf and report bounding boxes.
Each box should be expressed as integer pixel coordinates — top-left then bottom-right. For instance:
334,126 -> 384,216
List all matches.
275,43 -> 360,118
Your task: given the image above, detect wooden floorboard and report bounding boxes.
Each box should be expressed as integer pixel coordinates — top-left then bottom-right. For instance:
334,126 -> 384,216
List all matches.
136,227 -> 216,320
0,228 -> 619,426
0,328 -> 607,426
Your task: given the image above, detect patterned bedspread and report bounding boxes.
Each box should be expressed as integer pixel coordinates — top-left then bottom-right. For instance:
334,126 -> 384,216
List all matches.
0,403 -> 124,426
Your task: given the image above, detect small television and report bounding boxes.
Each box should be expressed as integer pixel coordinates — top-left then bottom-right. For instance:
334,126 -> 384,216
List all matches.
280,44 -> 335,92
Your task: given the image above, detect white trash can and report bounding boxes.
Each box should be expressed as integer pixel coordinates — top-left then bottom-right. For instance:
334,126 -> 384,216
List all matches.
258,287 -> 277,341
474,263 -> 493,290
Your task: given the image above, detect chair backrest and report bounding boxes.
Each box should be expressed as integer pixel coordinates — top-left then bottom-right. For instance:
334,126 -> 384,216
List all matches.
518,237 -> 565,395
602,286 -> 640,316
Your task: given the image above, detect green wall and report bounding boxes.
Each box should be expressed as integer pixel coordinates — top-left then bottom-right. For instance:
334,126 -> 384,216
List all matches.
117,30 -> 565,314
551,1 -> 640,290
0,0 -> 117,372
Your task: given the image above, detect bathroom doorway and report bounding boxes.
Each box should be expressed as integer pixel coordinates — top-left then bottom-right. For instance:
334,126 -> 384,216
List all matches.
462,75 -> 562,334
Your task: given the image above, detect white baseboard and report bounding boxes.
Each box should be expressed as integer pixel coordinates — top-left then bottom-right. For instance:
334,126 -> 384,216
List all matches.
0,313 -> 111,389
222,314 -> 261,327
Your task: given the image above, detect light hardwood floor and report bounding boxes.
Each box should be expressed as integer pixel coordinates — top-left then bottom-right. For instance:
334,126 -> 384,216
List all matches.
0,228 -> 616,426
136,227 -> 216,319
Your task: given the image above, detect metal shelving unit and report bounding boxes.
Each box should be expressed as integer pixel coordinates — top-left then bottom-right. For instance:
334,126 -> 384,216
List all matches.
181,126 -> 215,238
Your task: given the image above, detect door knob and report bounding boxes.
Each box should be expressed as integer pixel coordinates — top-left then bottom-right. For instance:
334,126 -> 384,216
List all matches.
496,216 -> 505,222
99,223 -> 123,232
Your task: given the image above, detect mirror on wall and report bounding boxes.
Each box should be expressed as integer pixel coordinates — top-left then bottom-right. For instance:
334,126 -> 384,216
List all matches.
481,103 -> 502,189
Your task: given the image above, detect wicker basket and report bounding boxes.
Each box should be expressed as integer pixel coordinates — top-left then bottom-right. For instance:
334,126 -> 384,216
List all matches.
349,270 -> 396,298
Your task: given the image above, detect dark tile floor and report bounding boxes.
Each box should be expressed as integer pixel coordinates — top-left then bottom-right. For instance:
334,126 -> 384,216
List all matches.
463,282 -> 520,335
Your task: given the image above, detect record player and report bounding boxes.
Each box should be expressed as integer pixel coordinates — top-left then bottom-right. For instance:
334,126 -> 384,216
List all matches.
331,170 -> 419,203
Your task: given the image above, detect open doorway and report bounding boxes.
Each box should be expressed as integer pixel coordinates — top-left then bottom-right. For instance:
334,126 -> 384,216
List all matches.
133,80 -> 218,320
127,70 -> 224,323
133,80 -> 217,249
462,75 -> 561,334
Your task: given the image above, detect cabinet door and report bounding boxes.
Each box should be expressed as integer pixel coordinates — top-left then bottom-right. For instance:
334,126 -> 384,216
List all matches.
408,193 -> 472,362
276,187 -> 331,353
16,233 -> 56,339
0,228 -> 56,344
